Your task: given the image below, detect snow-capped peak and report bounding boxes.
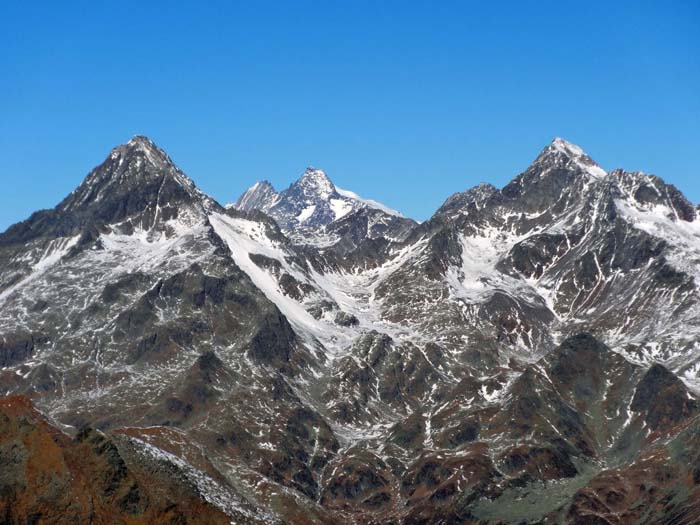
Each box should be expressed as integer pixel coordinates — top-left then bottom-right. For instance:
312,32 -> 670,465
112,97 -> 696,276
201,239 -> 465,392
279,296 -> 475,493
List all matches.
228,166 -> 409,246
550,137 -> 586,158
539,137 -> 607,179
294,167 -> 336,199
127,134 -> 158,149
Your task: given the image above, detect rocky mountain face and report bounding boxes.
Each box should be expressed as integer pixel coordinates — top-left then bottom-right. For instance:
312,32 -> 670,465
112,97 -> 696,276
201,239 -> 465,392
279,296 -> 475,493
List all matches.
1,136 -> 700,524
232,180 -> 278,213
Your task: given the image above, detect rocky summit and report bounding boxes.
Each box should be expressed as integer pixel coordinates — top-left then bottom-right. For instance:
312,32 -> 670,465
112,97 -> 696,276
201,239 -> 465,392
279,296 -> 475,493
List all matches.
2,136 -> 700,524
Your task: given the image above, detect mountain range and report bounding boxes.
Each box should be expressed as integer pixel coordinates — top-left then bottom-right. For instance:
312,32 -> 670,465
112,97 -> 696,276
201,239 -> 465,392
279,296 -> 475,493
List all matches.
2,135 -> 700,524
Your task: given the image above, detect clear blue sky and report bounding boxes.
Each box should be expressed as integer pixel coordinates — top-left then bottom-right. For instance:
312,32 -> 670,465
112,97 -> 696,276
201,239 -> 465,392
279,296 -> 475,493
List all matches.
1,1 -> 698,229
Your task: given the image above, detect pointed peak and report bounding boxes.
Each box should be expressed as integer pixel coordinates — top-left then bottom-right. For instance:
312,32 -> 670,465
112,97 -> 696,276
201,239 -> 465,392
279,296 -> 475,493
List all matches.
550,137 -> 586,156
109,135 -> 171,166
294,166 -> 336,198
232,179 -> 279,212
300,166 -> 332,182
58,135 -> 210,219
127,134 -> 156,147
534,137 -> 607,179
113,135 -> 159,155
254,180 -> 276,190
472,182 -> 498,193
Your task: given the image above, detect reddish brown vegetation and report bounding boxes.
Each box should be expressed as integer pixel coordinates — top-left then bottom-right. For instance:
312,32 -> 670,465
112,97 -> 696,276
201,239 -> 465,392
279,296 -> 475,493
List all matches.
0,396 -> 231,525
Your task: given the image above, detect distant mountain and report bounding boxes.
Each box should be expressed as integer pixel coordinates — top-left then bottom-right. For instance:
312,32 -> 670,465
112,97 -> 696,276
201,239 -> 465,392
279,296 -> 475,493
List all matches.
2,135 -> 700,524
229,166 -> 415,247
230,180 -> 278,213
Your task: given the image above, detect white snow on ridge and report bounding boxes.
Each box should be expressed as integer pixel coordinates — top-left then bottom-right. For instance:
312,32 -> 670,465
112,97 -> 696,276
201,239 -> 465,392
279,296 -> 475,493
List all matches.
615,199 -> 700,283
130,436 -> 271,522
551,137 -> 587,159
209,213 -> 349,354
584,164 -> 607,179
336,186 -> 404,217
0,234 -> 81,305
551,137 -> 607,179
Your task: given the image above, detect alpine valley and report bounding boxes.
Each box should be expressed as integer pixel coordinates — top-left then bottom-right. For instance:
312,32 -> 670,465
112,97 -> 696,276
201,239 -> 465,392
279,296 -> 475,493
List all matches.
2,136 -> 700,525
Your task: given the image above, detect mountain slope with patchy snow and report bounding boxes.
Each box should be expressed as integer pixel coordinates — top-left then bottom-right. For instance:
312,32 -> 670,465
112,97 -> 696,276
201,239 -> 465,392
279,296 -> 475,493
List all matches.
2,136 -> 700,524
